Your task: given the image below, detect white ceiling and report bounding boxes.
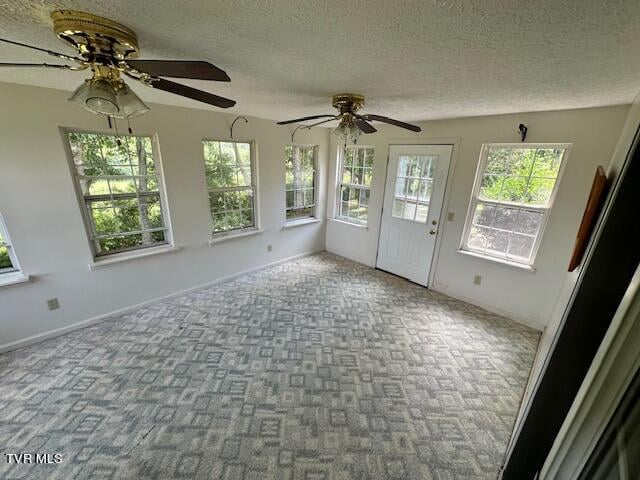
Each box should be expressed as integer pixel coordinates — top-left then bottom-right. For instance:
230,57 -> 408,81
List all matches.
1,0 -> 639,122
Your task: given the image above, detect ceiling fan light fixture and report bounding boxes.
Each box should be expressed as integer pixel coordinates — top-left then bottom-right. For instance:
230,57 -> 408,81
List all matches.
333,118 -> 361,142
70,78 -> 120,115
114,82 -> 149,118
85,78 -> 119,115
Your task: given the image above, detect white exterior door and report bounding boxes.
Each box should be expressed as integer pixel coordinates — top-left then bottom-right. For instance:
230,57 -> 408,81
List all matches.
376,145 -> 453,286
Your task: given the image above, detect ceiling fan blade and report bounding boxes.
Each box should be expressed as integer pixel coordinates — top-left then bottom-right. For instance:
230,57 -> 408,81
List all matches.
149,78 -> 236,108
361,114 -> 422,132
306,117 -> 341,128
0,37 -> 81,62
277,114 -> 336,125
354,118 -> 377,134
0,62 -> 72,69
127,60 -> 230,82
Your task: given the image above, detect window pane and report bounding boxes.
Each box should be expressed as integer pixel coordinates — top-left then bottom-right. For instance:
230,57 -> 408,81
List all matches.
468,226 -> 488,250
403,202 -> 416,221
526,178 -> 556,206
415,204 -> 429,223
508,234 -> 535,261
514,210 -> 543,235
398,156 -> 411,176
493,206 -> 518,231
67,132 -> 167,257
501,176 -> 529,203
0,245 -> 13,270
418,179 -> 433,202
395,178 -> 407,197
486,229 -> 509,254
392,199 -> 404,218
479,174 -> 504,201
204,141 -> 252,188
472,203 -> 495,227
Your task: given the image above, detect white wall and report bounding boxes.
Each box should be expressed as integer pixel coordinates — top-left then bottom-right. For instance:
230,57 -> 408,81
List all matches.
0,82 -> 329,351
326,106 -> 629,329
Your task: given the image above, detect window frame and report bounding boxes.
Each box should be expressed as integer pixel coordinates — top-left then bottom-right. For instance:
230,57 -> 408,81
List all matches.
62,128 -> 174,260
0,213 -> 21,275
335,144 -> 375,226
285,144 -> 318,224
460,143 -> 571,268
202,138 -> 260,238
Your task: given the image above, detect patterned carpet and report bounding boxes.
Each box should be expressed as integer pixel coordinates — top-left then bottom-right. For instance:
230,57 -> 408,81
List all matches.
0,253 -> 540,480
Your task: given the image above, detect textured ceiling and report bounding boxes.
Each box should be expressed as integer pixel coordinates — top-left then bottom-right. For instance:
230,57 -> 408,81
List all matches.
0,0 -> 639,122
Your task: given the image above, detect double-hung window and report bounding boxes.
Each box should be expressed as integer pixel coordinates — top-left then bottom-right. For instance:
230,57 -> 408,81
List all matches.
336,146 -> 374,224
0,214 -> 21,275
203,140 -> 258,235
462,144 -> 569,266
285,145 -> 317,221
66,131 -> 170,258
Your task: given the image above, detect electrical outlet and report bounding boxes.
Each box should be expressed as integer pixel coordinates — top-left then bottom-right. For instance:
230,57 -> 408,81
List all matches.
447,212 -> 455,222
47,298 -> 60,310
473,275 -> 482,286
267,245 -> 273,252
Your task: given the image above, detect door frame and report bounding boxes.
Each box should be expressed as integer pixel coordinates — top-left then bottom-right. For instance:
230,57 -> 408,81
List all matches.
375,139 -> 459,288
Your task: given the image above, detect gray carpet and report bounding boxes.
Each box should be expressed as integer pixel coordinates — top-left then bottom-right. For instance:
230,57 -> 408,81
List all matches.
0,253 -> 540,479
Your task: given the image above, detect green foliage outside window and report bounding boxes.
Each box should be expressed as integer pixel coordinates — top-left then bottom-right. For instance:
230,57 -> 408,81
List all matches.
67,132 -> 167,256
285,145 -> 316,221
203,140 -> 255,234
339,147 -> 374,223
479,147 -> 563,206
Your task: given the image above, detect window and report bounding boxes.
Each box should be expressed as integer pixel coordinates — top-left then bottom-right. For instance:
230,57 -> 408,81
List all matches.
0,214 -> 20,274
66,131 -> 170,258
392,154 -> 437,223
337,146 -> 374,224
462,144 -> 569,266
203,140 -> 257,235
285,145 -> 317,221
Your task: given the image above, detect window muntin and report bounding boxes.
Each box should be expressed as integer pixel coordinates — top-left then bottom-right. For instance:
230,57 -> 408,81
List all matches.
0,214 -> 19,274
203,140 -> 257,235
337,146 -> 374,224
285,145 -> 317,221
462,144 -> 569,265
66,131 -> 169,257
392,154 -> 437,223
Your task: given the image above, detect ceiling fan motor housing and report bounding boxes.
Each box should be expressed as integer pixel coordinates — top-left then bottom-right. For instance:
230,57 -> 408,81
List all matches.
332,93 -> 365,114
51,10 -> 140,64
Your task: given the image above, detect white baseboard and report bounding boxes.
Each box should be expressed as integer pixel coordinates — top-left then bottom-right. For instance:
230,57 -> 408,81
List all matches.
430,285 -> 546,332
0,250 -> 323,354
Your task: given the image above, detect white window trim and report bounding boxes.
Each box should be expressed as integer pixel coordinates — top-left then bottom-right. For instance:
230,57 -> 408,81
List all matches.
88,244 -> 180,271
208,227 -> 264,245
203,138 -> 261,239
335,144 -> 374,226
460,143 -> 571,268
283,217 -> 321,229
285,144 -> 318,225
61,128 -> 175,262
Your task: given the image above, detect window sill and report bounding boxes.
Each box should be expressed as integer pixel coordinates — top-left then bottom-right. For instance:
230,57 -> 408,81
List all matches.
89,244 -> 180,271
209,228 -> 263,245
283,218 -> 321,229
329,218 -> 368,230
457,249 -> 536,273
0,272 -> 31,288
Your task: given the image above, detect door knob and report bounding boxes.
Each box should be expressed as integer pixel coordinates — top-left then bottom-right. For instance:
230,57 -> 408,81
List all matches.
432,220 -> 437,225
429,230 -> 436,235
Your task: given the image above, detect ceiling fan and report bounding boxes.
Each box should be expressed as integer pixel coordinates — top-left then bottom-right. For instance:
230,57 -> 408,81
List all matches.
0,10 -> 236,118
277,94 -> 421,142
